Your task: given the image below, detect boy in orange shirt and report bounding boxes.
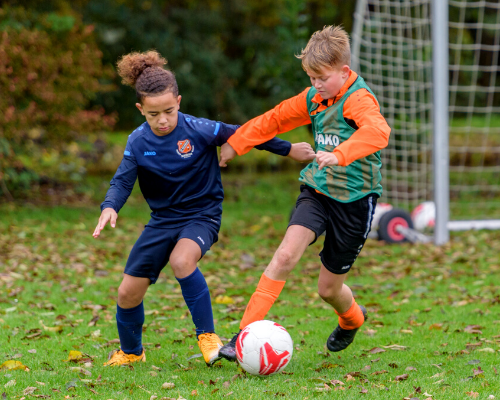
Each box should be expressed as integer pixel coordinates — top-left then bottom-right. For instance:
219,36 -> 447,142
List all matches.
218,26 -> 390,360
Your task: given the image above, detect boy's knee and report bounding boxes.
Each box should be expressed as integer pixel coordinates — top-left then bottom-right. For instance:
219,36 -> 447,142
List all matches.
169,254 -> 196,276
317,283 -> 341,303
274,247 -> 299,269
117,284 -> 143,308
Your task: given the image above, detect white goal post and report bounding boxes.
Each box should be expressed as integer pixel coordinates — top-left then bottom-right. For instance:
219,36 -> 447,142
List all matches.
351,0 -> 500,244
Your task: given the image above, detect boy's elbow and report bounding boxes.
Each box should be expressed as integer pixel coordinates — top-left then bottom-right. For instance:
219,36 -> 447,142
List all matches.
379,125 -> 391,149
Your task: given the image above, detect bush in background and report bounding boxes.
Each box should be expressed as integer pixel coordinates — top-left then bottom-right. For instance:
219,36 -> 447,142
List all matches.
0,6 -> 116,199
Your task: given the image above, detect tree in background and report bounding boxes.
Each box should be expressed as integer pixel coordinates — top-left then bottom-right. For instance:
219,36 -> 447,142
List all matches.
81,0 -> 352,128
0,6 -> 115,198
2,0 -> 353,128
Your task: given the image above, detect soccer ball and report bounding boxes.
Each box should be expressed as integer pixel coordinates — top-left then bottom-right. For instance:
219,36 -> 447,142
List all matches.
411,201 -> 436,231
236,320 -> 293,376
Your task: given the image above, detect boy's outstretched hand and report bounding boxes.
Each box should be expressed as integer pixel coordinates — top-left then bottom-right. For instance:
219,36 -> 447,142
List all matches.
287,142 -> 316,163
219,142 -> 237,167
93,207 -> 118,238
316,151 -> 339,170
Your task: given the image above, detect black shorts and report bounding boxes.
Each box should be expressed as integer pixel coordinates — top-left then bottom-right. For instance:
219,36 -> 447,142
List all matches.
289,185 -> 377,274
124,219 -> 219,284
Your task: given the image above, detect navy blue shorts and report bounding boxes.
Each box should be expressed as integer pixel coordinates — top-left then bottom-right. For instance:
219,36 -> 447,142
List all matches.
124,219 -> 219,284
289,185 -> 377,275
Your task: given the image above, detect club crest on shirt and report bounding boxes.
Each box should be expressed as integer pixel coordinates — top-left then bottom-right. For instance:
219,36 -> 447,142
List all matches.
177,139 -> 194,158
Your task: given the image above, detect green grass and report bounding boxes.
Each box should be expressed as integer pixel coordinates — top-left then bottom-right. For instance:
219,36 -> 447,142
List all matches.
1,173 -> 499,399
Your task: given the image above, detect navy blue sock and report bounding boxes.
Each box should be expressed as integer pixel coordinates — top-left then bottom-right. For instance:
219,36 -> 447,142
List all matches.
176,267 -> 214,337
116,302 -> 144,356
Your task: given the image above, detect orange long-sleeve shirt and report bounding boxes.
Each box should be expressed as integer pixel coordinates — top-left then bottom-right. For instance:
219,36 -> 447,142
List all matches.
227,71 -> 391,167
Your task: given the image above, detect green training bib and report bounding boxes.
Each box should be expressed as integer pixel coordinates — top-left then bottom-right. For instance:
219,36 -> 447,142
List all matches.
299,76 -> 383,202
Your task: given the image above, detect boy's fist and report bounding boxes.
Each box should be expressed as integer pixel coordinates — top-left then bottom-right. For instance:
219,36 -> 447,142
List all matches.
93,207 -> 118,238
287,142 -> 316,163
316,151 -> 339,170
219,142 -> 237,167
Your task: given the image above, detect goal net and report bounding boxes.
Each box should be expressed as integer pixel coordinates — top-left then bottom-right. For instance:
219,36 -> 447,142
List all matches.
351,0 -> 500,222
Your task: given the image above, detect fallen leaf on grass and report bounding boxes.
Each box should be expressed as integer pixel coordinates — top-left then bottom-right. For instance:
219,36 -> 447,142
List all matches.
162,382 -> 175,389
369,347 -> 386,354
329,380 -> 344,386
473,367 -> 484,377
315,383 -> 331,392
4,380 -> 15,388
466,342 -> 482,350
215,295 -> 234,305
466,392 -> 479,398
383,344 -> 407,350
0,361 -> 29,372
23,387 -> 37,395
360,388 -> 368,394
63,351 -> 83,362
429,323 -> 443,330
69,367 -> 91,376
478,348 -> 495,353
406,366 -> 417,371
394,374 -> 408,381
40,322 -> 62,333
371,370 -> 388,375
464,325 -> 483,334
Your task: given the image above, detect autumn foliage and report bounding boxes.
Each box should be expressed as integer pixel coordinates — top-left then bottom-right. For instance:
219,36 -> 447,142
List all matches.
0,7 -> 115,198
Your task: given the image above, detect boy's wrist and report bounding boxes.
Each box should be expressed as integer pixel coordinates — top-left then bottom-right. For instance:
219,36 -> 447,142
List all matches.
333,150 -> 345,166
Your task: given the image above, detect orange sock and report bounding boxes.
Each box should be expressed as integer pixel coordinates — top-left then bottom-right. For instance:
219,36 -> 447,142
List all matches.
239,274 -> 286,330
335,299 -> 364,330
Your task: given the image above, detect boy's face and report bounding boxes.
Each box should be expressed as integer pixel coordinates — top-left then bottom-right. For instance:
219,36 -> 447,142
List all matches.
306,65 -> 350,100
136,91 -> 182,136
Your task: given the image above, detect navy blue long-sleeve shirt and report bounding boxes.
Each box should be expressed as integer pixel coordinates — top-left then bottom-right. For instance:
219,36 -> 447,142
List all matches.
101,112 -> 291,228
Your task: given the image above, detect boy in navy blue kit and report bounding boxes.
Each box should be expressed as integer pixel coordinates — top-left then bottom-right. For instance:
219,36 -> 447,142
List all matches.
92,50 -> 315,367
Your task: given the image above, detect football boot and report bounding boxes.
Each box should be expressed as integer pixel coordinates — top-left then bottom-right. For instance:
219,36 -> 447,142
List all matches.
218,330 -> 241,362
198,332 -> 223,366
326,305 -> 368,352
103,348 -> 146,366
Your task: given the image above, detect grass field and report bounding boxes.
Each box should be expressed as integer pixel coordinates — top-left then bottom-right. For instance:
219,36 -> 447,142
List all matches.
1,172 -> 500,399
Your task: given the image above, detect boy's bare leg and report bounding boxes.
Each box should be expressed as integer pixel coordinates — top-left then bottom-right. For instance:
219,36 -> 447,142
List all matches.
118,274 -> 150,308
219,225 -> 315,361
318,266 -> 367,352
169,238 -> 201,278
317,266 -> 352,313
263,225 -> 316,281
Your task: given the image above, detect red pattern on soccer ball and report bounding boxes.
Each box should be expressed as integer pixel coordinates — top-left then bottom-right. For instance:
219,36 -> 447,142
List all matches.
236,326 -> 251,361
258,342 -> 291,375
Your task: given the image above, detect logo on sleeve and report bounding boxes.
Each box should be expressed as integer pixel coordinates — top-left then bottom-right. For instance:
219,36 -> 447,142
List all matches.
144,151 -> 156,156
177,139 -> 194,158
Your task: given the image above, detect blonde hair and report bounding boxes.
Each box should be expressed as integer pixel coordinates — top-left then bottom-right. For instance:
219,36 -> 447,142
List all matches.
296,26 -> 351,73
116,50 -> 178,102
